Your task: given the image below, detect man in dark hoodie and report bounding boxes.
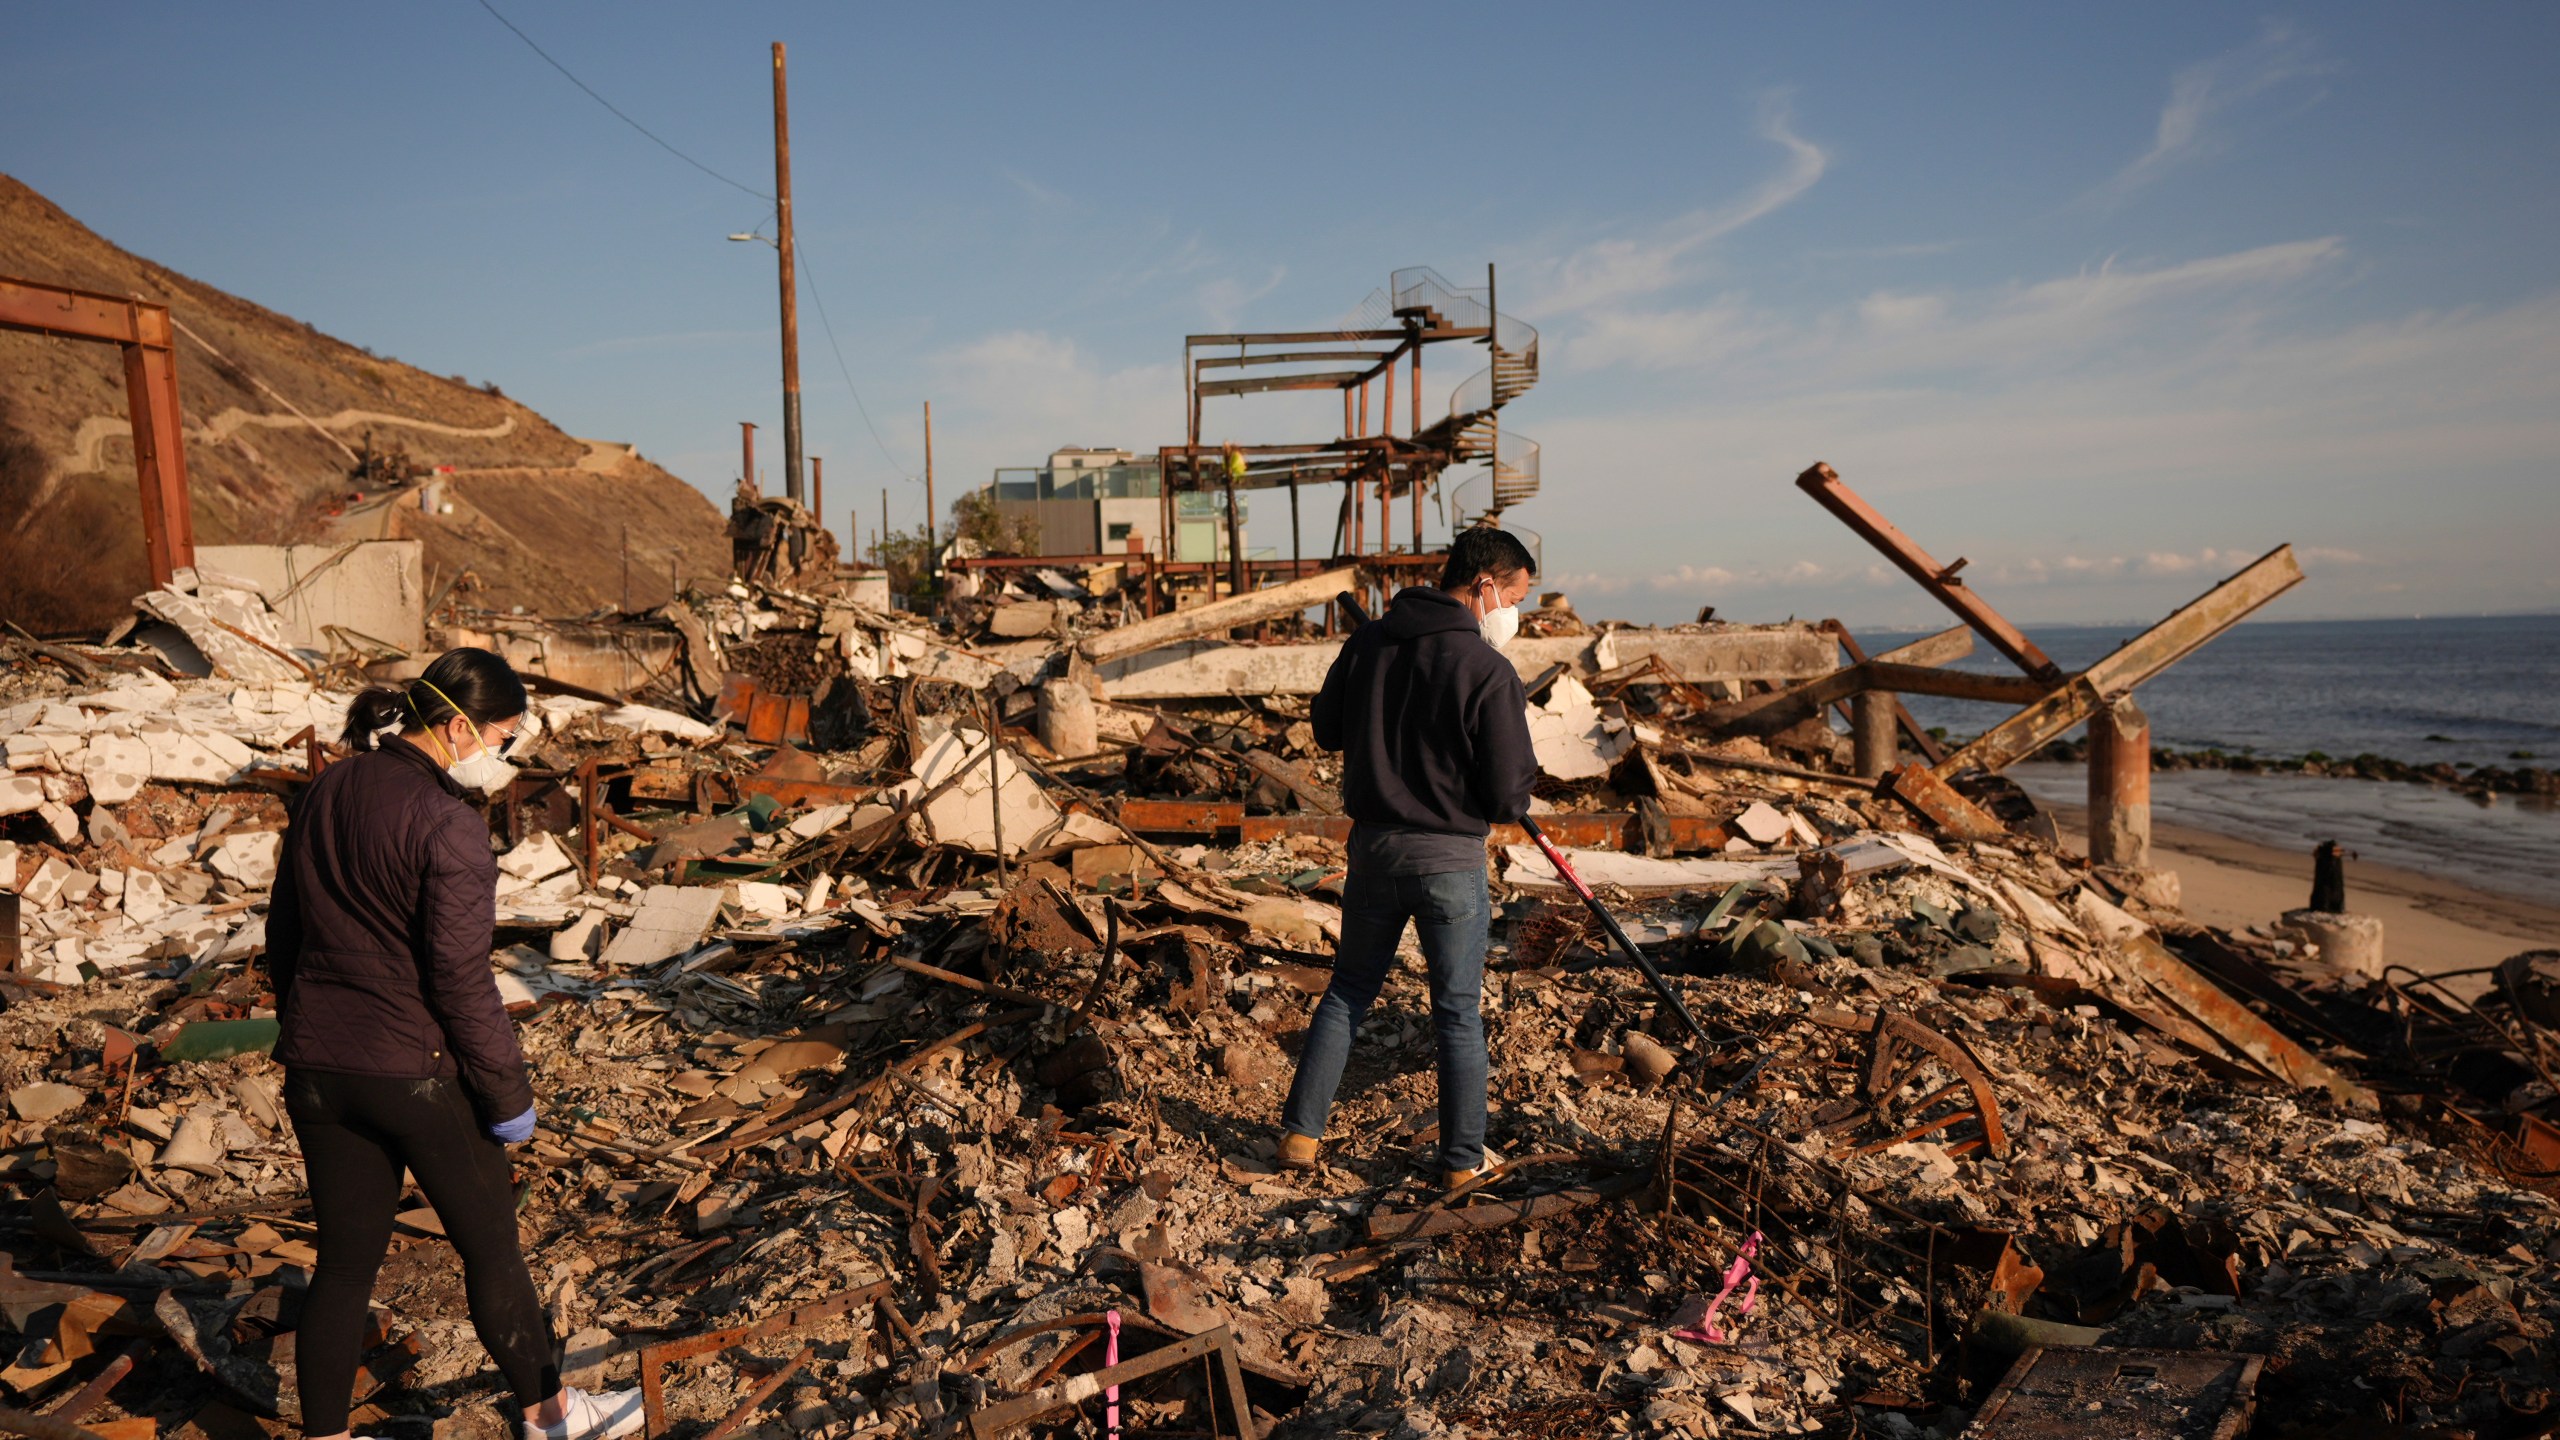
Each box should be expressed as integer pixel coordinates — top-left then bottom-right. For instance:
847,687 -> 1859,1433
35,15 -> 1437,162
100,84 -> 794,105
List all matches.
1278,526 -> 1540,1188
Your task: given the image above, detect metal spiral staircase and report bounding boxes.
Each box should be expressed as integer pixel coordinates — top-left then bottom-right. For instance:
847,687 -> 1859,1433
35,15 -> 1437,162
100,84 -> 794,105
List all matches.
1392,267 -> 1541,526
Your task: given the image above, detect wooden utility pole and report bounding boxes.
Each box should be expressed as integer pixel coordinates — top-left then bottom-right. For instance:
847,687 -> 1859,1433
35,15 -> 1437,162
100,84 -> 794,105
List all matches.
811,454 -> 826,543
771,42 -> 806,505
879,488 -> 889,565
923,401 -> 938,582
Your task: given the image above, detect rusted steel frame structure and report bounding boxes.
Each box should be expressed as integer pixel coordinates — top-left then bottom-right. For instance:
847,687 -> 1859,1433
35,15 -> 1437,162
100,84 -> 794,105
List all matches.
1934,544 -> 2303,778
1177,297 -> 1489,577
1793,467 -> 2299,869
0,275 -> 197,584
1795,462 -> 2060,683
1819,620 -> 1955,766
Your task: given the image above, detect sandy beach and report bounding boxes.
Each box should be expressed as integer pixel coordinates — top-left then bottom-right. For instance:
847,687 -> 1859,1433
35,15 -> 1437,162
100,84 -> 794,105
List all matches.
2041,799 -> 2560,973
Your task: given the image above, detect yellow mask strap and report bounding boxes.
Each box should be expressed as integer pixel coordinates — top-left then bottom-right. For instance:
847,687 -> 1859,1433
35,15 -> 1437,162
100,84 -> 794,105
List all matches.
413,679 -> 479,766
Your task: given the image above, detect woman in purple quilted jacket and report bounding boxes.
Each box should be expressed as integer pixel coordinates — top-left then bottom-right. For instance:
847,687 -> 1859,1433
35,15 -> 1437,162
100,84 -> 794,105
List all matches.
268,648 -> 641,1440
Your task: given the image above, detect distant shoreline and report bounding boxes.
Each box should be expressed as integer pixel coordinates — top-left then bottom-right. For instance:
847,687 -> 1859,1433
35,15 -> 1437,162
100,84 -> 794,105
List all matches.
2008,735 -> 2559,798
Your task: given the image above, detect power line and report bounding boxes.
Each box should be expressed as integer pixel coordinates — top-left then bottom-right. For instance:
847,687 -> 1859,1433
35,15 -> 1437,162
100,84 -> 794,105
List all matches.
472,0 -> 771,202
799,249 -> 917,481
471,0 -> 921,487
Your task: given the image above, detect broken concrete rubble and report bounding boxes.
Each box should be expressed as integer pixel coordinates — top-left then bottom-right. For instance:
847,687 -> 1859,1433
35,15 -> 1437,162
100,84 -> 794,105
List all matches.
3,504 -> 2551,1439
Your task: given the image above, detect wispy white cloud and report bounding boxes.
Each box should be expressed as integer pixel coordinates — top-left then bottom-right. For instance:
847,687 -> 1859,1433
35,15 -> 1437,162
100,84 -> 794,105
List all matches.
1564,236 -> 2346,378
1196,266 -> 1288,331
1555,557 -> 1887,600
2094,21 -> 2336,203
1001,167 -> 1070,208
1510,274 -> 2560,622
1528,93 -> 1827,316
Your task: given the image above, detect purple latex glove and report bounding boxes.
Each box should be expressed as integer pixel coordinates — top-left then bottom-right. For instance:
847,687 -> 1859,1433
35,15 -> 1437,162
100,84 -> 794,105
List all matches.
488,1107 -> 537,1144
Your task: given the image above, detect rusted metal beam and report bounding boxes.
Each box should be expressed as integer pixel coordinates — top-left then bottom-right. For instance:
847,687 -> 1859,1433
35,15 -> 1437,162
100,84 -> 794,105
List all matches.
1876,762 -> 2010,844
1705,658 -> 2054,741
1868,624 -> 1974,669
1194,349 -> 1389,368
2,276 -> 196,584
1796,463 -> 2060,682
1832,624 -> 1961,765
0,276 -> 167,347
701,1345 -> 812,1440
1196,370 -> 1373,398
1859,661 -> 2050,704
43,1339 -> 144,1423
1936,545 -> 2303,778
2109,933 -> 2371,1105
1188,327 -> 1477,345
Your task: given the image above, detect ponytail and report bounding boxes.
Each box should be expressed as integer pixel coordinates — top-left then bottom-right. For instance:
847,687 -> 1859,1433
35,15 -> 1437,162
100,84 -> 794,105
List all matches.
338,647 -> 529,752
341,688 -> 409,751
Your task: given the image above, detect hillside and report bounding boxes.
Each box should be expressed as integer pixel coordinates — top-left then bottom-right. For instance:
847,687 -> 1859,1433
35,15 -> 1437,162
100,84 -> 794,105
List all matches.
0,173 -> 728,632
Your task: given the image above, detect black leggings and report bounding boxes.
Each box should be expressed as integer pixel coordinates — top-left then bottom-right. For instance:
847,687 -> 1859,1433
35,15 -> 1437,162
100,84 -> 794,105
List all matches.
284,1070 -> 557,1431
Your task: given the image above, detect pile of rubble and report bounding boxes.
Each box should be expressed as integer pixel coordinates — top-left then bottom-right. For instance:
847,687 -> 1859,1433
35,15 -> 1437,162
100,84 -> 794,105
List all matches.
7,521 -> 2560,1440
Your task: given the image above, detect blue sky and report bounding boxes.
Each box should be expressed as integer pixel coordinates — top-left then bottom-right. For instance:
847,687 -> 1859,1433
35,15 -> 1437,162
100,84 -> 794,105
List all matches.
9,3 -> 2557,626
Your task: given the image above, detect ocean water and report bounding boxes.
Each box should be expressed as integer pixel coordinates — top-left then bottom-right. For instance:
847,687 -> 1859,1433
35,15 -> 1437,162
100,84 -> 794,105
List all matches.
2007,762 -> 2557,906
1884,614 -> 2560,769
1866,615 -> 2560,906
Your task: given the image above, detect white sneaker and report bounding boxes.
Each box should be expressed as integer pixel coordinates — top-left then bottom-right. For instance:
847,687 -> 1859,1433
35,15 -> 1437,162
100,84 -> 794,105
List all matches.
524,1386 -> 645,1440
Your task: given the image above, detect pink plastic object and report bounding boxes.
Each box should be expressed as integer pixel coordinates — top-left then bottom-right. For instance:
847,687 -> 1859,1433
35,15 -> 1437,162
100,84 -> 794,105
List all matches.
1672,1230 -> 1762,1344
1105,1307 -> 1123,1437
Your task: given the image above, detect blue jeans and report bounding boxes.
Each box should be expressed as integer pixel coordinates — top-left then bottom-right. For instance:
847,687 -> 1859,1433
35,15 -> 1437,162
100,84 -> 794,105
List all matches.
1282,866 -> 1491,1172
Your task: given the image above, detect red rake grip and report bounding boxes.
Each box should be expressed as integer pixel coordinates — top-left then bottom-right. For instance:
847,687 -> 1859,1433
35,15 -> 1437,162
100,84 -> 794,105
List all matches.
1529,829 -> 1597,903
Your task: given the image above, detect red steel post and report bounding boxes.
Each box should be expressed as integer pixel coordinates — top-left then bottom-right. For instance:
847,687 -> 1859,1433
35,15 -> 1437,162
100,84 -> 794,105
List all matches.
1795,462 -> 2062,683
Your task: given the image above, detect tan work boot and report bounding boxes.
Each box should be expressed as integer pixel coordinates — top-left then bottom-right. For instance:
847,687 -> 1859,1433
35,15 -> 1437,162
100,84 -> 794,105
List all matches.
1440,1145 -> 1504,1192
1275,1131 -> 1321,1171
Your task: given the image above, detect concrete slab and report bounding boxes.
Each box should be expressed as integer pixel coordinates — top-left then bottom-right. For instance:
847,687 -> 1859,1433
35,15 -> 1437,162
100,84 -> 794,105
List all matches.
1097,624 -> 1836,701
72,734 -> 151,805
598,885 -> 728,968
197,541 -> 427,655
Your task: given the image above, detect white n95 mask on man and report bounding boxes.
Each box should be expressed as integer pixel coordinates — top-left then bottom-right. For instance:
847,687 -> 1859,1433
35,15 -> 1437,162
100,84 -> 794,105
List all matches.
1478,603 -> 1521,651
